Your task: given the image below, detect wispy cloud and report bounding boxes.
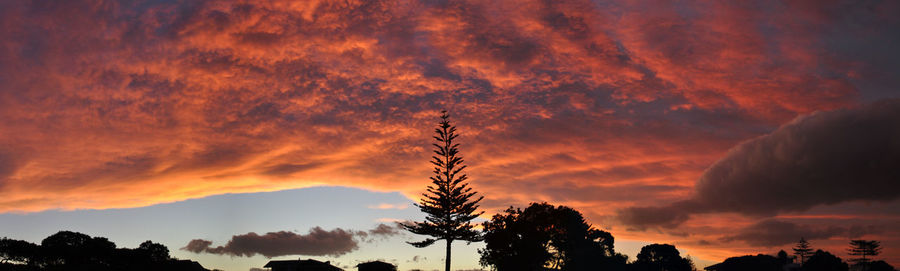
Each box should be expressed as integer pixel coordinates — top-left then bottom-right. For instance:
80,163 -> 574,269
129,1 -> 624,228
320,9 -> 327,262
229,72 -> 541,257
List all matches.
367,203 -> 410,210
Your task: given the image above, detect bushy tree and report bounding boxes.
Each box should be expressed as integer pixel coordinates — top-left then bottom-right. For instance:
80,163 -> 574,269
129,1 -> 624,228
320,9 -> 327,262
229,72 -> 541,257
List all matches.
479,203 -> 626,271
479,206 -> 551,270
0,238 -> 39,265
137,241 -> 170,262
403,111 -> 484,271
0,232 -> 206,271
629,244 -> 695,271
866,260 -> 896,271
41,231 -> 116,268
776,250 -> 793,266
802,250 -> 848,271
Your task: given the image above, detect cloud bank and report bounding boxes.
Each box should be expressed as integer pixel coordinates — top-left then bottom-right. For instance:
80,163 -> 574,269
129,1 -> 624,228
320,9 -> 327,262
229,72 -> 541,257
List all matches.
183,224 -> 402,257
721,219 -> 882,247
2,0 -> 894,213
184,228 -> 359,257
619,99 -> 900,228
1,0 -> 899,265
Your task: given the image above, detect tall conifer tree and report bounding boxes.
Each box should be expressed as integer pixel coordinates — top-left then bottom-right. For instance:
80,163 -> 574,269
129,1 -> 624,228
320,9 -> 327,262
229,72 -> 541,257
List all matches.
848,240 -> 882,271
403,110 -> 484,271
793,237 -> 813,265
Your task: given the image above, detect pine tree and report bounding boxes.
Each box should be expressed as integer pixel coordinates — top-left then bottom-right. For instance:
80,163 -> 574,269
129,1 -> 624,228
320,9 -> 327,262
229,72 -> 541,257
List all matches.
403,110 -> 484,271
848,240 -> 882,271
793,237 -> 813,265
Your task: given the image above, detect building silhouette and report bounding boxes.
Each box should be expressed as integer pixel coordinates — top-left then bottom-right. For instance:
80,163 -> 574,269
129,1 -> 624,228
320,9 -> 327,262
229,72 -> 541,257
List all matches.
262,258 -> 343,271
356,260 -> 397,271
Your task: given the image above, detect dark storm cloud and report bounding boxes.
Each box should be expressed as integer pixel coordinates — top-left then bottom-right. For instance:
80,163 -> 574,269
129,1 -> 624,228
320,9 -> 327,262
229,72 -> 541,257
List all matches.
183,224 -> 402,257
183,227 -> 359,257
721,219 -> 883,247
619,99 -> 900,228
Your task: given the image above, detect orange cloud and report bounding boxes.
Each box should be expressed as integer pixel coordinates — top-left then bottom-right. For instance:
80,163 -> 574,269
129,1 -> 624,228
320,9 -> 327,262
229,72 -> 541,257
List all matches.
1,0 -> 898,266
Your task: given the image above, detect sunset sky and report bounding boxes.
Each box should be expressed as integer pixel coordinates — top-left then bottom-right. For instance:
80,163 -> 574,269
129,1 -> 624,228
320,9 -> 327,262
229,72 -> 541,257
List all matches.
1,0 -> 899,270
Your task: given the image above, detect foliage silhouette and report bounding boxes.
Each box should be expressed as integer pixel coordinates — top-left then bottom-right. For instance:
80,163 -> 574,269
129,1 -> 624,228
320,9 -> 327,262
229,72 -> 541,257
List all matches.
403,110 -> 484,271
801,250 -> 848,271
0,238 -> 39,265
478,202 -> 627,271
865,260 -> 897,271
849,240 -> 883,271
704,254 -> 781,271
629,243 -> 695,271
704,245 -> 894,271
776,250 -> 793,266
0,231 -> 207,271
137,240 -> 170,262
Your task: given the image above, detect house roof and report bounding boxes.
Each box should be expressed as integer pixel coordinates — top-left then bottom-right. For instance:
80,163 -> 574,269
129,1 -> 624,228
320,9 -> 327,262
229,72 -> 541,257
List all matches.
356,261 -> 394,267
263,259 -> 343,271
356,261 -> 396,271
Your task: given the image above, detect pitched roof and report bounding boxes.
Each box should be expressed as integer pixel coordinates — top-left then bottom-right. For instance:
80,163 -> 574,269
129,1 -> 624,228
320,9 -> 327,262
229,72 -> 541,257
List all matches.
263,259 -> 343,271
356,261 -> 396,271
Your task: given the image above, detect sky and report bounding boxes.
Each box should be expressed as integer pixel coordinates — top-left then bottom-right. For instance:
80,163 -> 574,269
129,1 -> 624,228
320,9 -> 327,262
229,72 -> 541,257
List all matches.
0,0 -> 899,270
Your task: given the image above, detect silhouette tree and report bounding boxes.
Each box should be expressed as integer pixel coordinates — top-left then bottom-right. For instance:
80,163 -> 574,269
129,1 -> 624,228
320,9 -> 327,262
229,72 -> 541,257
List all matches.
479,206 -> 551,270
0,238 -> 39,265
802,250 -> 848,271
629,244 -> 695,271
776,250 -> 793,266
793,237 -> 813,265
0,232 -> 207,271
403,110 -> 484,271
479,203 -> 626,271
866,260 -> 896,271
848,240 -> 882,271
136,241 -> 170,262
706,254 -> 782,271
41,231 -> 116,269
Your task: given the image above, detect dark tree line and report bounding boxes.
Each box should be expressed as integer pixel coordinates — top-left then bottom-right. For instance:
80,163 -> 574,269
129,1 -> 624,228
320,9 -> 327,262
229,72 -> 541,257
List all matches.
477,202 -> 695,271
0,231 -> 208,271
705,239 -> 894,271
475,202 -> 896,271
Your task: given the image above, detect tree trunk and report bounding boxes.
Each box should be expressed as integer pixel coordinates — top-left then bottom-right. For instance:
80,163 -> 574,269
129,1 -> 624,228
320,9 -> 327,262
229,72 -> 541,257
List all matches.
863,253 -> 867,271
445,239 -> 452,271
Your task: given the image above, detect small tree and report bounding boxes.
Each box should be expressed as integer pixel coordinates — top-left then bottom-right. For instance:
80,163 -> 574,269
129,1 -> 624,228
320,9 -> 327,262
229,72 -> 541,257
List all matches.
776,250 -> 793,266
848,240 -> 882,271
403,110 -> 484,271
630,244 -> 695,271
0,238 -> 39,265
802,250 -> 848,271
137,240 -> 170,262
793,237 -> 813,265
